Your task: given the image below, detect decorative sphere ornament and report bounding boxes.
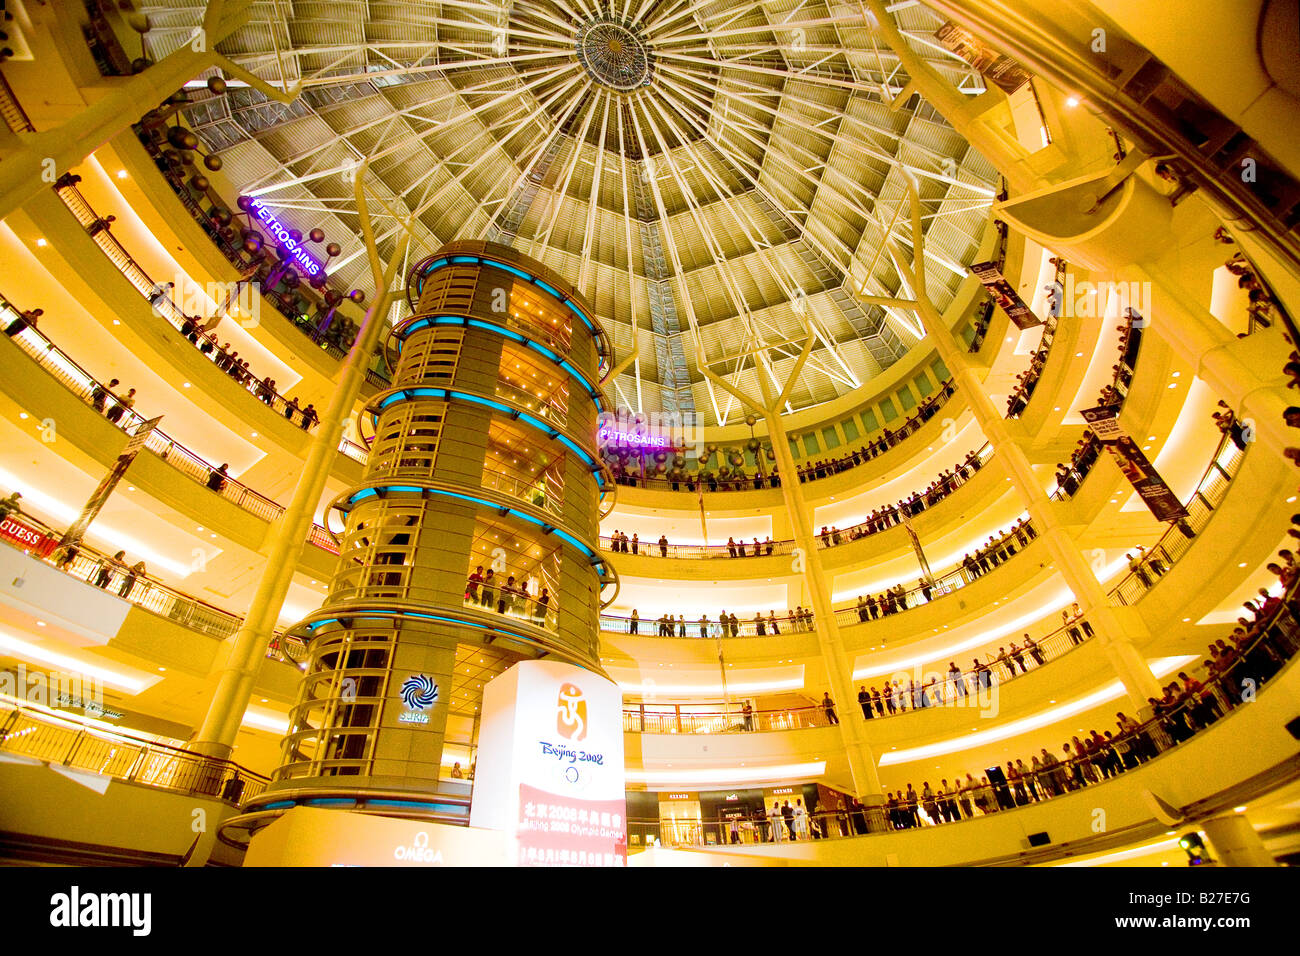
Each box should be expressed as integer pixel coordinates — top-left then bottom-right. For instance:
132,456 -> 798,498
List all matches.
309,228 -> 325,243
242,237 -> 261,254
653,451 -> 667,463
745,414 -> 757,427
348,289 -> 366,303
288,229 -> 303,243
189,174 -> 209,191
206,76 -> 227,95
130,57 -> 153,74
746,438 -> 760,453
718,466 -> 731,478
203,154 -> 222,171
126,13 -> 149,33
326,242 -> 342,257
284,270 -> 300,288
309,273 -> 327,289
655,462 -> 667,474
236,195 -> 254,212
213,207 -> 232,226
166,127 -> 198,150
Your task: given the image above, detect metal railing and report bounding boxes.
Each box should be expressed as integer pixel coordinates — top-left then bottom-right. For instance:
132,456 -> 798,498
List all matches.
53,182 -> 321,429
601,444 -> 995,565
0,505 -> 305,663
607,381 -> 957,493
599,519 -> 1037,636
0,693 -> 269,805
0,71 -> 35,134
1050,321 -> 1143,501
134,128 -> 375,367
1,296 -> 340,552
1107,433 -> 1245,605
622,705 -> 833,734
632,589 -> 1300,846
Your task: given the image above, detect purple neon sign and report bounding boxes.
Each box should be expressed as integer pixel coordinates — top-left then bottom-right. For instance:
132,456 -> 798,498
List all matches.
249,198 -> 324,277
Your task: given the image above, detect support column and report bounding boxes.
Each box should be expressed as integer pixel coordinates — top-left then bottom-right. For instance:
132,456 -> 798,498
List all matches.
898,180 -> 1162,707
193,199 -> 409,758
765,409 -> 883,802
1200,813 -> 1276,867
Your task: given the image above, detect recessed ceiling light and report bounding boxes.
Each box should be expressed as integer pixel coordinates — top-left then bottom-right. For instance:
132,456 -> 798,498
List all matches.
36,621 -> 46,627
35,238 -> 46,247
117,170 -> 128,179
18,413 -> 27,420
1066,96 -> 1080,107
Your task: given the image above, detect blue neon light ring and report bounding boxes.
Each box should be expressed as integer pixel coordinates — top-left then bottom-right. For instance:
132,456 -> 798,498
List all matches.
389,313 -> 605,411
335,483 -> 608,573
367,386 -> 607,488
410,254 -> 601,341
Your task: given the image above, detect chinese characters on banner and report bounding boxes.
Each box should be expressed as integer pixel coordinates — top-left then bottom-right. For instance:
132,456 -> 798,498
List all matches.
517,782 -> 627,867
967,261 -> 1042,330
1080,405 -> 1189,522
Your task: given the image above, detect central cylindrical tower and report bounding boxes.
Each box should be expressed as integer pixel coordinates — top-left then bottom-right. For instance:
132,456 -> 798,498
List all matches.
248,241 -> 615,820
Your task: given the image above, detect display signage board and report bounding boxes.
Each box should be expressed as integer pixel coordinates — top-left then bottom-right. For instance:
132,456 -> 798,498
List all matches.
968,261 -> 1041,330
934,21 -> 1032,94
470,660 -> 626,866
248,198 -> 325,277
0,516 -> 57,557
1080,405 -> 1189,522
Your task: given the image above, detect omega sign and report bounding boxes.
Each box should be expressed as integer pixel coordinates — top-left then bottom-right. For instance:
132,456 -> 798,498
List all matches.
393,831 -> 444,864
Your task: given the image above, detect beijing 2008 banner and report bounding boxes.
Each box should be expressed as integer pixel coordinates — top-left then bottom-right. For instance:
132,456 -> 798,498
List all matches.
968,261 -> 1041,330
1080,405 -> 1189,522
470,660 -> 626,866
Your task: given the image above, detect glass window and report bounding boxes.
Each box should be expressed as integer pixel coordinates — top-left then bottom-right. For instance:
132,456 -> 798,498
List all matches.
898,387 -> 916,412
803,432 -> 821,455
821,426 -> 840,450
860,408 -> 878,433
913,371 -> 934,396
841,419 -> 859,442
879,397 -> 898,423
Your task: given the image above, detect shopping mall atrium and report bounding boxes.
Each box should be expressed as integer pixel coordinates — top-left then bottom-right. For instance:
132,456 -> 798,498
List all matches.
0,0 -> 1298,869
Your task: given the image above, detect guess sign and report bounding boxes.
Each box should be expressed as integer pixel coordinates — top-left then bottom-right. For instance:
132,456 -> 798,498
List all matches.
0,517 -> 56,558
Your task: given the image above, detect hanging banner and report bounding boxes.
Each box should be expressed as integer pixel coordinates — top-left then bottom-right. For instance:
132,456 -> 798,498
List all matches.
900,511 -> 938,590
933,21 -> 1033,95
58,417 -> 163,551
1080,405 -> 1189,522
968,260 -> 1041,330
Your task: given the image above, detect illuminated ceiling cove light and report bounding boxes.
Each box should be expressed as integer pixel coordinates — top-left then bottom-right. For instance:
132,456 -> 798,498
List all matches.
626,761 -> 826,787
0,629 -> 159,694
241,708 -> 290,734
879,657 -> 1197,765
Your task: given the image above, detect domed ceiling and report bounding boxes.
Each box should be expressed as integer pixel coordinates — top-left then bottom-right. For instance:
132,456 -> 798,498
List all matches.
146,0 -> 1000,425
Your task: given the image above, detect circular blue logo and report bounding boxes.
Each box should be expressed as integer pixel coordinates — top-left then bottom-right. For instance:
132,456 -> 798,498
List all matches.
400,674 -> 439,711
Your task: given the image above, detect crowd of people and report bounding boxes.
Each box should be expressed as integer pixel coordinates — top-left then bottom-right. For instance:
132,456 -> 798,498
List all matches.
845,519 -> 1038,623
795,383 -> 954,485
626,606 -> 818,638
464,566 -> 552,626
136,121 -> 363,357
696,565 -> 1296,843
817,448 -> 988,548
51,173 -> 321,432
606,384 -> 956,494
1005,315 -> 1057,418
1051,310 -> 1142,498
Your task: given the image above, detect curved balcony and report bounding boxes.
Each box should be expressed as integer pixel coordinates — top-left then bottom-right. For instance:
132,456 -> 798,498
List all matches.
606,380 -> 958,498
52,180 -> 322,430
632,588 -> 1300,852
